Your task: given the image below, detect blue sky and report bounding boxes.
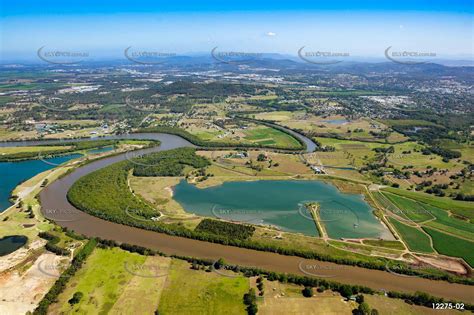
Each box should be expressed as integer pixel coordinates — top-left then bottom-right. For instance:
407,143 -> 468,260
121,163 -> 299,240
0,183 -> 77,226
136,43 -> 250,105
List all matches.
1,1 -> 473,61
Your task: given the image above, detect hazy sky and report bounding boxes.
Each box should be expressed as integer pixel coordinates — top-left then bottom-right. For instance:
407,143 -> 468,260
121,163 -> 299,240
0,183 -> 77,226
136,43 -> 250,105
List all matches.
1,0 -> 473,61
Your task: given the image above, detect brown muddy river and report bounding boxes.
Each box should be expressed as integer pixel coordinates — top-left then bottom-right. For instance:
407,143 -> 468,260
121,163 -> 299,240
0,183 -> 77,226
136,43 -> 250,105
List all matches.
38,133 -> 474,303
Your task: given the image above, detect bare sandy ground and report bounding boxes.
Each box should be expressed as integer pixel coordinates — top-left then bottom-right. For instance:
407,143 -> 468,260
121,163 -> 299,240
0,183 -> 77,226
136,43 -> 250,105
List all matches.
0,240 -> 46,273
416,255 -> 468,275
0,252 -> 65,315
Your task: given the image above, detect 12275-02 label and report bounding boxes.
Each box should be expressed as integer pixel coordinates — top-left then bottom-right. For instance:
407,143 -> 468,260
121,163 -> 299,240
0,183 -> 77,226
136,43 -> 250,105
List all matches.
432,303 -> 464,310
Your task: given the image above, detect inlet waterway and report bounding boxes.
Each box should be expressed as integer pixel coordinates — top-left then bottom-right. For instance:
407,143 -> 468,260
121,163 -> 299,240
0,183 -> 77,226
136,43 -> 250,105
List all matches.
0,154 -> 81,212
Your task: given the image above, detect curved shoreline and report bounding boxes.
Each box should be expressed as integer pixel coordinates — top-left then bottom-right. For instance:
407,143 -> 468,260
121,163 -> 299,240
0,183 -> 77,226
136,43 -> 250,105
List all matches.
31,132 -> 474,303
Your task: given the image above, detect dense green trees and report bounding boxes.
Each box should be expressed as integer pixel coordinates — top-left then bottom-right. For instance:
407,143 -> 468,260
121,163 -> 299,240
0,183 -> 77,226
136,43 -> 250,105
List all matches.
38,232 -> 70,256
195,219 -> 255,240
302,286 -> 313,297
68,292 -> 83,305
132,147 -> 210,177
243,288 -> 258,315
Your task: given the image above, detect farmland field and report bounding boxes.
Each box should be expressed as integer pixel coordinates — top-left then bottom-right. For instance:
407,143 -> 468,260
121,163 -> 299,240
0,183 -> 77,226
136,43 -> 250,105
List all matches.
388,218 -> 434,253
258,279 -> 355,315
364,294 -> 464,315
422,204 -> 474,241
380,191 -> 474,240
158,259 -> 249,314
382,192 -> 435,223
243,126 -> 301,148
48,247 -> 169,314
423,227 -> 474,267
382,187 -> 474,221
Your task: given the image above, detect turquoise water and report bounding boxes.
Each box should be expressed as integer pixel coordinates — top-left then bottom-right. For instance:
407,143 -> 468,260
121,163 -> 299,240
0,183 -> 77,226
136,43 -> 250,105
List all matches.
0,154 -> 81,212
173,180 -> 392,239
0,235 -> 28,256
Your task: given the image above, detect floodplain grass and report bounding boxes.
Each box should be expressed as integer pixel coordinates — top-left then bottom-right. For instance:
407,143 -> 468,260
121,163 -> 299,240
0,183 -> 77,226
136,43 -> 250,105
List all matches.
258,280 -> 355,315
158,259 -> 249,315
110,255 -> 171,314
50,247 -> 148,314
243,126 -> 301,149
362,239 -> 406,250
422,227 -> 474,267
313,137 -> 382,168
252,111 -> 296,121
386,141 -> 456,169
364,294 -> 465,315
372,191 -> 407,219
328,240 -> 404,258
388,218 -> 434,253
0,146 -> 71,155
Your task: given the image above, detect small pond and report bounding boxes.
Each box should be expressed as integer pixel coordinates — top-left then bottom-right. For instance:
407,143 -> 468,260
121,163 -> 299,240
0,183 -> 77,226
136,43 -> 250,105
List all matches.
0,235 -> 28,256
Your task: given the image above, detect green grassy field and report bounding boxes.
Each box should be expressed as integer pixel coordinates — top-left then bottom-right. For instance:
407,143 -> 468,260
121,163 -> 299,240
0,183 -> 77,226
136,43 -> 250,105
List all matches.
252,111 -> 296,121
423,227 -> 474,267
386,141 -> 456,169
313,137 -> 383,168
244,126 -> 301,149
158,259 -> 249,314
362,239 -> 405,250
49,247 -> 150,314
388,218 -> 434,253
0,146 -> 71,155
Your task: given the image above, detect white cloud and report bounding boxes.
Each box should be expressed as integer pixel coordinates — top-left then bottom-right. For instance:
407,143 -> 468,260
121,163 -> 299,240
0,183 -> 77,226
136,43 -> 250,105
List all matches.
265,32 -> 277,37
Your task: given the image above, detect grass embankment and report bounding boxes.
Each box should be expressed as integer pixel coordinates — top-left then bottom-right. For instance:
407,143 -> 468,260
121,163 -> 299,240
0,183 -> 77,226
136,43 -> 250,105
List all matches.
362,239 -> 405,250
305,202 -> 323,238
